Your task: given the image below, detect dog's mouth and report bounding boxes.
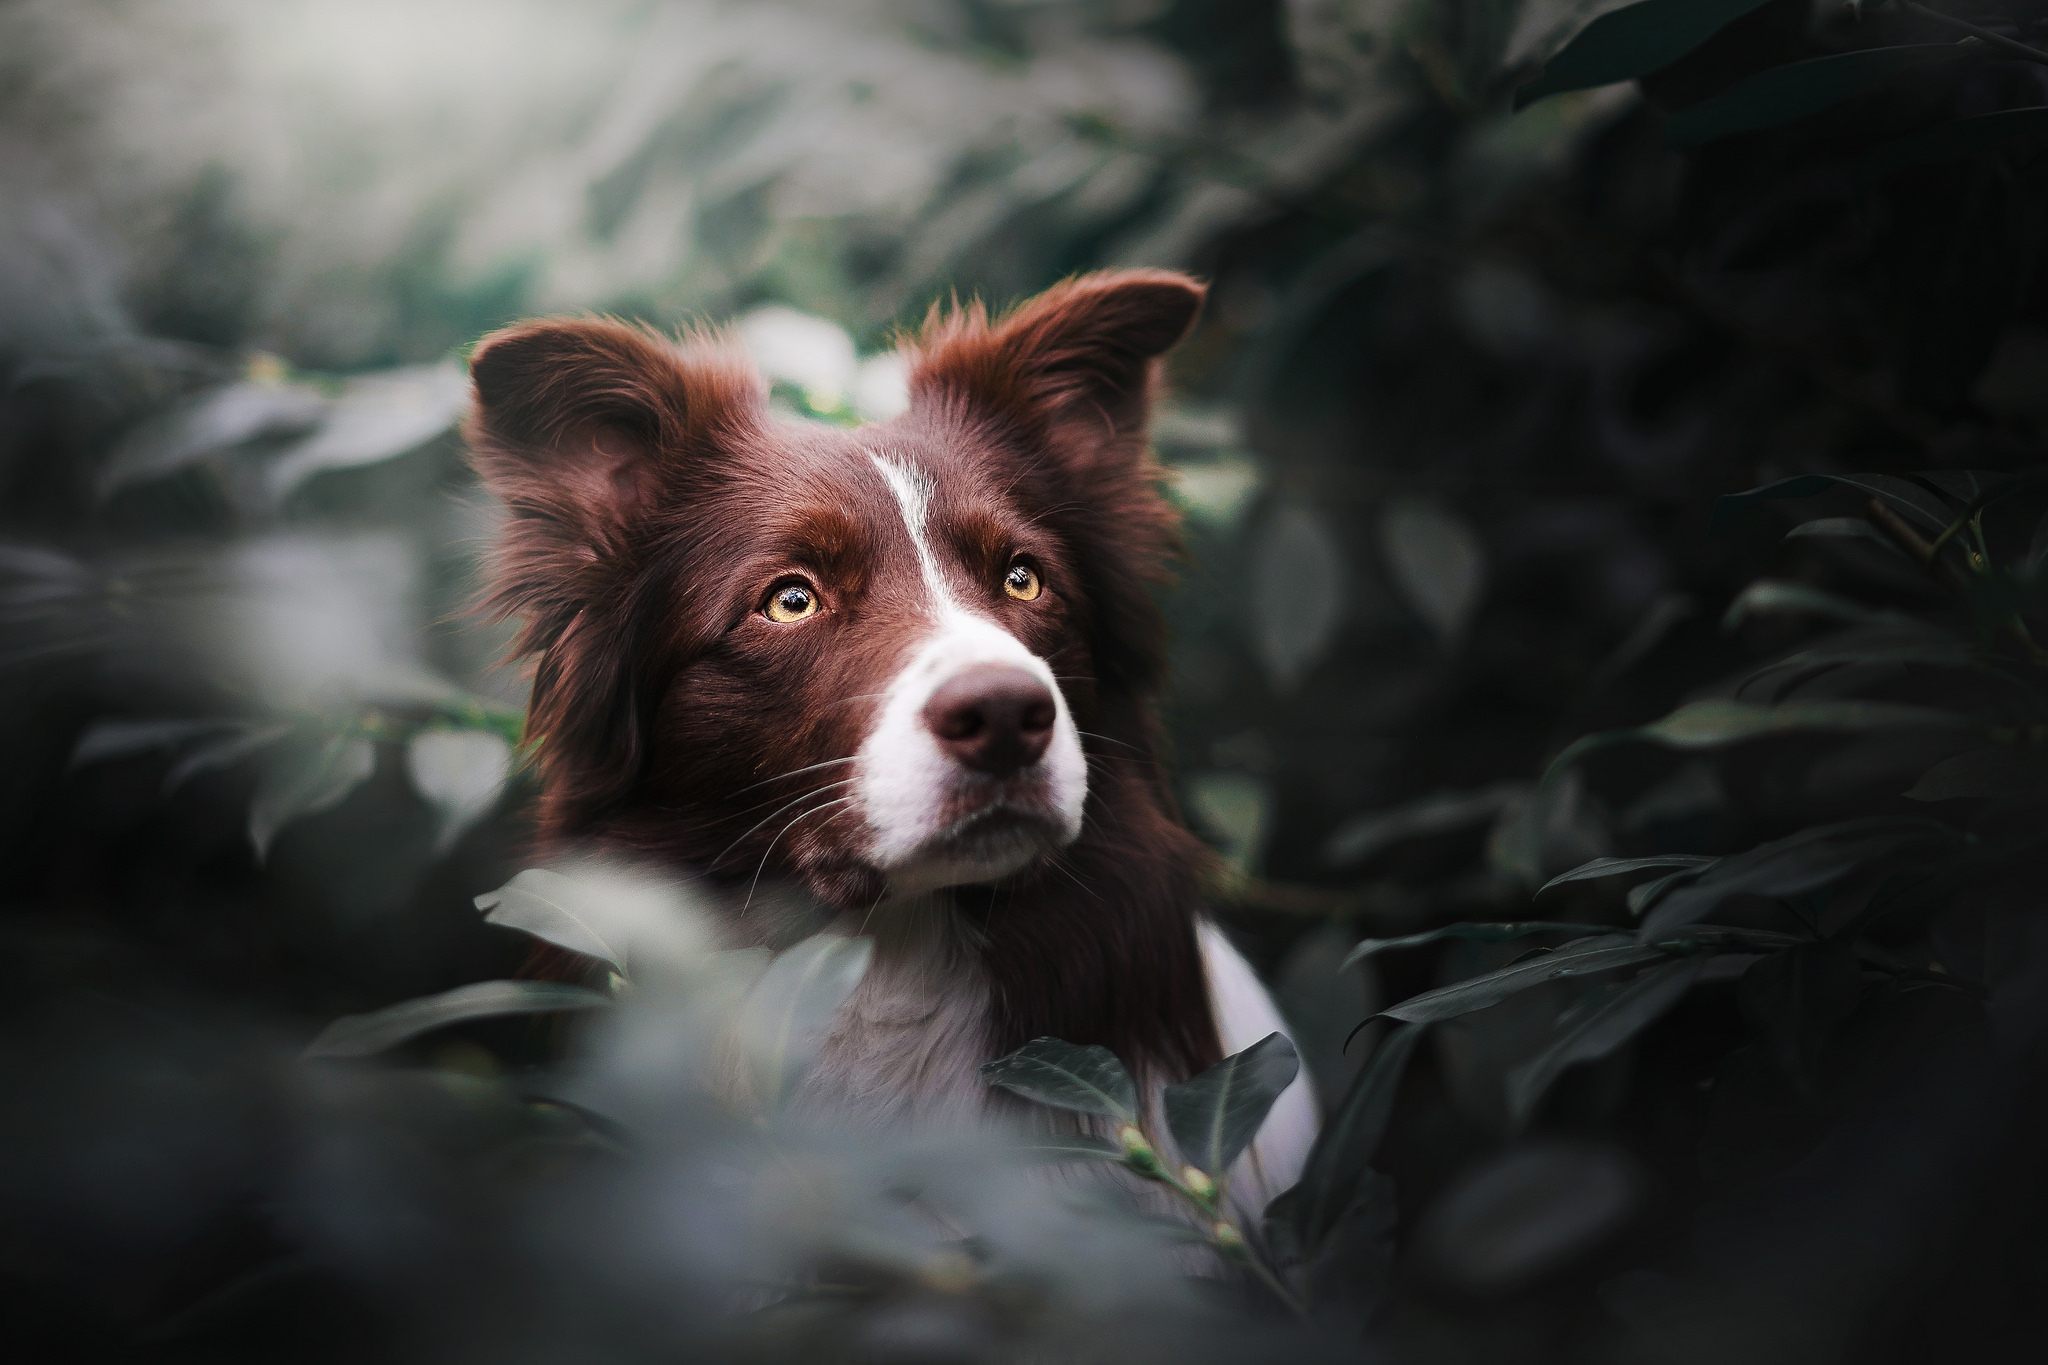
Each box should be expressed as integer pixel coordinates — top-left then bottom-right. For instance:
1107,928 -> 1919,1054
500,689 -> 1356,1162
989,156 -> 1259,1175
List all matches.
875,786 -> 1071,895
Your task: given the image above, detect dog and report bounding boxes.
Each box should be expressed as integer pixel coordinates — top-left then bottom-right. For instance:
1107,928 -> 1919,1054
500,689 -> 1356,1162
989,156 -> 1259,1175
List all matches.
463,269 -> 1316,1212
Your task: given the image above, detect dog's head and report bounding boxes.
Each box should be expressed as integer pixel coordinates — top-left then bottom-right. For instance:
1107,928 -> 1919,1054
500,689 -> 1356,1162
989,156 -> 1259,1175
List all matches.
466,270 -> 1202,912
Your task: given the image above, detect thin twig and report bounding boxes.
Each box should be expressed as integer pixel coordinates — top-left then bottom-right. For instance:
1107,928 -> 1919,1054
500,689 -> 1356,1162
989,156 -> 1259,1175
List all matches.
1895,1 -> 2048,67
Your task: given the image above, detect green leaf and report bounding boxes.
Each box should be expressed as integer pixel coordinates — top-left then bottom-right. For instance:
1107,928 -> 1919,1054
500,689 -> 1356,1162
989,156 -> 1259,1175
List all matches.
1164,1032 -> 1300,1178
1340,921 -> 1617,971
980,1037 -> 1138,1122
1382,937 -> 1675,1024
1007,1132 -> 1127,1165
248,733 -> 376,860
1380,499 -> 1486,643
1503,958 -> 1706,1129
1904,745 -> 2038,801
1784,517 -> 1906,555
1270,1022 -> 1424,1259
1513,0 -> 1776,108
69,717 -> 242,768
1738,940 -> 1863,1091
1548,699 -> 1976,778
1860,106 -> 2048,187
1323,783 -> 1524,868
1722,581 -> 1903,631
407,728 -> 513,853
1711,472 -> 1953,535
1636,817 -> 1952,939
165,722 -> 294,792
1627,868 -> 1702,915
736,933 -> 874,1113
302,979 -> 610,1059
1535,855 -> 1717,898
1666,46 -> 1970,149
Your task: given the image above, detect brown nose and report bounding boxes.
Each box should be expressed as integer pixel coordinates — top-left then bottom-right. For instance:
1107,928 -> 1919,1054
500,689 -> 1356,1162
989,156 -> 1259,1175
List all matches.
922,664 -> 1057,776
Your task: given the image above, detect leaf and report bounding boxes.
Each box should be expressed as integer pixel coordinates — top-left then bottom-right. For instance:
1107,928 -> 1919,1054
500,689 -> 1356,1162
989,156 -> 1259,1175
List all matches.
302,979 -> 610,1060
1627,868 -> 1701,915
69,717 -> 243,769
1513,0 -> 1777,108
406,728 -> 513,853
736,933 -> 874,1113
1249,501 -> 1346,693
1721,580 -> 1902,631
1007,1132 -> 1127,1165
262,362 -> 469,503
1905,745 -> 2038,801
99,380 -> 327,498
1382,937 -> 1677,1024
1636,817 -> 1953,939
1861,106 -> 2048,187
1323,783 -> 1524,867
1503,959 -> 1706,1129
1784,517 -> 1906,556
1711,472 -> 1953,535
1270,1021 -> 1424,1259
1164,1032 -> 1300,1178
1415,1142 -> 1642,1294
1485,769 -> 1612,888
1548,699 -> 1976,778
1275,924 -> 1379,1104
1738,940 -> 1863,1091
247,733 -> 376,860
1185,771 -> 1271,877
1666,46 -> 1970,149
1535,855 -> 1717,898
165,722 -> 294,791
980,1037 -> 1139,1122
1341,922 -> 1617,971
1380,499 -> 1486,643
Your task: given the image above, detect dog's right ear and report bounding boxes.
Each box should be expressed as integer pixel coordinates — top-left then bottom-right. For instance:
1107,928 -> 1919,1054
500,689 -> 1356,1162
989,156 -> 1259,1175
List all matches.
464,317 -> 762,813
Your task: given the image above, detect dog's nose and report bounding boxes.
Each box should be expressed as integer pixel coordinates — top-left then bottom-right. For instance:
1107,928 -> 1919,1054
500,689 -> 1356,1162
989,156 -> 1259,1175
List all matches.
922,664 -> 1057,775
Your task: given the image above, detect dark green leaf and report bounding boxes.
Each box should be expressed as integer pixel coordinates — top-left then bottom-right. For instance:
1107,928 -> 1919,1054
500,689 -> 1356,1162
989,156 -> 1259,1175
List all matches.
1666,46 -> 1969,149
1342,921 -> 1617,971
1722,581 -> 1903,631
1323,782 -> 1524,867
1536,855 -> 1716,898
1007,1132 -> 1126,1165
1738,941 -> 1863,1090
1272,1021 -> 1425,1258
165,722 -> 293,792
1514,0 -> 1776,108
248,733 -> 376,860
736,933 -> 873,1112
1636,817 -> 1953,938
1548,699 -> 1976,778
1383,938 -> 1674,1024
1905,745 -> 2038,801
303,979 -> 610,1059
1861,106 -> 2048,187
1712,472 -> 1953,535
980,1037 -> 1138,1121
1380,499 -> 1485,642
1784,517 -> 1906,555
1164,1032 -> 1300,1178
69,717 -> 242,768
1627,868 -> 1703,915
1504,959 -> 1706,1128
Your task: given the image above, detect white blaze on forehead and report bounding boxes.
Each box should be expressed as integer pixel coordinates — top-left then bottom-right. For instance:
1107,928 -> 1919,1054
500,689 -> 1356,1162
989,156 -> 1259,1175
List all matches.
857,452 -> 1089,894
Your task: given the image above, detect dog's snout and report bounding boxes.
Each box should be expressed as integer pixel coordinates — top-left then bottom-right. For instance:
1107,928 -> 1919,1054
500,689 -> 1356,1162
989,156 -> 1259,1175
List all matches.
922,664 -> 1057,775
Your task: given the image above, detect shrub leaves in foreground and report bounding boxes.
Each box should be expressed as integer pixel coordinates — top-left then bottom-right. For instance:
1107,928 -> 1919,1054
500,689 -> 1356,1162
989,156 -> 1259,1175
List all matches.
980,1037 -> 1139,1121
303,979 -> 610,1059
1164,1031 -> 1299,1178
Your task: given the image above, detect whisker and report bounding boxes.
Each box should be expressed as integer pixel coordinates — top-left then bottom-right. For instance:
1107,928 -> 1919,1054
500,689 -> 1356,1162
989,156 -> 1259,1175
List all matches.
1077,729 -> 1147,756
742,797 -> 855,917
729,755 -> 858,798
709,780 -> 856,869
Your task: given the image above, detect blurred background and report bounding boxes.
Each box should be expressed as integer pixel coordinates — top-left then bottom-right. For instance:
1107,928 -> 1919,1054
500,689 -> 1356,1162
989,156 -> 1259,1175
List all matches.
7,1 -> 2048,1361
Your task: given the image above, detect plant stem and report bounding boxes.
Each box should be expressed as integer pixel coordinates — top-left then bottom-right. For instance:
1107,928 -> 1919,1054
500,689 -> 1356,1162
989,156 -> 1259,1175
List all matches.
1894,1 -> 2048,67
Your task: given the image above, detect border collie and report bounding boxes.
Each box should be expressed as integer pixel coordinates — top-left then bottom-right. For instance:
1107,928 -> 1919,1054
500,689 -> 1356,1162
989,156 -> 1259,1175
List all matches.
464,270 -> 1315,1208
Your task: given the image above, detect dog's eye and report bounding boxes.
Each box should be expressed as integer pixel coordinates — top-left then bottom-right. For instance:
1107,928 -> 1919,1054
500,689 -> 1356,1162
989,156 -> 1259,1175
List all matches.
1003,561 -> 1042,602
763,580 -> 820,623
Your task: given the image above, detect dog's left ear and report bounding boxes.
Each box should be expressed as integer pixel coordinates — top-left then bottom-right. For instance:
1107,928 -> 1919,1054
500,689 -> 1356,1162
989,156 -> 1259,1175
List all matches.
906,269 -> 1204,459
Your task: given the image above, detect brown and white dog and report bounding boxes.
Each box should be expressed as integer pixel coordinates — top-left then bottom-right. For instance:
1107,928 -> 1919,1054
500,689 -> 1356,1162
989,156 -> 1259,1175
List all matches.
464,270 -> 1315,1209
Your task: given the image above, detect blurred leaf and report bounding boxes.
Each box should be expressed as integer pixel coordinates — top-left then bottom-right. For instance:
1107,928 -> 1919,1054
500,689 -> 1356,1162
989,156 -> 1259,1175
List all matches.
1186,771 -> 1270,877
262,362 -> 469,504
1784,517 -> 1906,555
479,868 -> 628,971
1536,854 -> 1717,898
1712,472 -> 1953,535
1008,1133 -> 1126,1165
1248,501 -> 1346,694
1416,1142 -> 1642,1293
165,722 -> 294,791
99,380 -> 326,498
1636,817 -> 1954,938
302,979 -> 610,1060
1618,760 -> 1726,832
1549,699 -> 1977,776
1269,1021 -> 1424,1260
980,1037 -> 1138,1122
1738,940 -> 1863,1091
1164,1032 -> 1299,1179
1736,636 -> 1989,701
1486,769 -> 1612,887
736,933 -> 873,1113
476,866 -> 711,981
69,717 -> 243,768
406,728 -> 513,853
1342,922 -> 1617,971
1666,46 -> 1969,149
1861,106 -> 2048,186
1722,580 -> 1904,630
248,733 -> 376,860
1275,924 -> 1380,1104
1380,499 -> 1485,643
1905,745 -> 2038,801
1503,958 -> 1705,1129
1381,937 -> 1674,1024
1324,782 -> 1524,868
1513,0 -> 1776,107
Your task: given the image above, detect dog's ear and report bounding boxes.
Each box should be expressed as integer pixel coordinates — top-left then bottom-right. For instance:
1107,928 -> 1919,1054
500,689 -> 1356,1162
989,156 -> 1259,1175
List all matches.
906,269 -> 1204,459
465,317 -> 762,816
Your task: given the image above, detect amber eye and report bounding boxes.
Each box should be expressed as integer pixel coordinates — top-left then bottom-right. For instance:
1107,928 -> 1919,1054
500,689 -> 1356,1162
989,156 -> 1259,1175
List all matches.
763,580 -> 820,623
1003,560 -> 1042,602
